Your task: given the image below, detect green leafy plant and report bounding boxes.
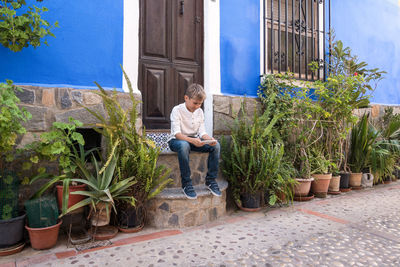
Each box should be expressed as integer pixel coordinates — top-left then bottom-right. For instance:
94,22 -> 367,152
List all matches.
83,67 -> 171,213
27,118 -> 90,211
221,99 -> 287,205
62,141 -> 136,218
0,0 -> 58,52
0,80 -> 31,169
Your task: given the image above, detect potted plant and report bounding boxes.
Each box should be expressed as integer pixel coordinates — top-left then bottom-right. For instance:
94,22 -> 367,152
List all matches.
0,80 -> 31,253
62,141 -> 136,241
26,118 -> 93,215
348,114 -> 378,187
24,195 -> 61,250
82,68 -> 172,231
222,97 -> 285,210
309,147 -> 333,198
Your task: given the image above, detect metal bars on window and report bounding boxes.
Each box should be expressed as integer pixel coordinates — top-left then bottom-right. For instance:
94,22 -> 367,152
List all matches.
263,0 -> 330,81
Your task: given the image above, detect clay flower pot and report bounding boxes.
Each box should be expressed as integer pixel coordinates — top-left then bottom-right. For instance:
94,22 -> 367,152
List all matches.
329,175 -> 341,192
56,184 -> 87,211
311,173 -> 332,198
349,173 -> 362,187
90,203 -> 111,227
25,220 -> 62,250
293,178 -> 314,197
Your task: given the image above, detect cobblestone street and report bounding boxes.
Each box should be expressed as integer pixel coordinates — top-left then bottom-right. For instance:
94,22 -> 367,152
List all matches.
1,181 -> 400,267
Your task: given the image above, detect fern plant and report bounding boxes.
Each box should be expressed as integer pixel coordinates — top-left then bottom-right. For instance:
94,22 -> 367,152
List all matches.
84,66 -> 171,211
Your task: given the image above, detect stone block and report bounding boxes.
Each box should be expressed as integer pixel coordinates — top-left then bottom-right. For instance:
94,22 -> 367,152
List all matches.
200,196 -> 212,209
158,202 -> 170,212
16,132 -> 39,148
42,89 -> 55,107
15,88 -> 34,104
371,105 -> 380,118
20,105 -> 48,131
59,89 -> 72,109
208,207 -> 218,221
183,211 -> 198,227
231,97 -> 244,117
83,92 -> 102,105
169,199 -> 198,213
54,104 -> 106,126
213,95 -> 231,115
213,112 -> 233,135
197,209 -> 209,225
168,214 -> 179,227
72,91 -> 83,105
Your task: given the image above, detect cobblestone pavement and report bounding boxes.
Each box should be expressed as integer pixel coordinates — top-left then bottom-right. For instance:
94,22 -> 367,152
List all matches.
2,181 -> 400,267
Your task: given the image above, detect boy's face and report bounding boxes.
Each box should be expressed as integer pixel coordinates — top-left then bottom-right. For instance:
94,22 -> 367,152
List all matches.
184,95 -> 203,112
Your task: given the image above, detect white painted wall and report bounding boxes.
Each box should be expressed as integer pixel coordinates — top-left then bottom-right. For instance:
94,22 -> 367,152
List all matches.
122,0 -> 221,135
122,0 -> 140,93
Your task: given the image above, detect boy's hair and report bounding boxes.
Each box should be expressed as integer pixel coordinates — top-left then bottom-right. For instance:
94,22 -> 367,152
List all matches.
185,83 -> 206,100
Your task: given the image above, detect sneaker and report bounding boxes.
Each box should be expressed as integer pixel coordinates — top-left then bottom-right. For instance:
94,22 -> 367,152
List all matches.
206,180 -> 222,197
182,185 -> 197,200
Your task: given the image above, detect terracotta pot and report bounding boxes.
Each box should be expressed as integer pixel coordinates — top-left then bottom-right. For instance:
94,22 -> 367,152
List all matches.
293,178 -> 314,197
329,175 -> 341,192
25,220 -> 62,250
56,184 -> 87,211
349,173 -> 362,187
91,203 -> 111,227
311,173 -> 332,198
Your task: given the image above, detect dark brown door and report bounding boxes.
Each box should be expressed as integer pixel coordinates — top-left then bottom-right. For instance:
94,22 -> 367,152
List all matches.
139,0 -> 204,129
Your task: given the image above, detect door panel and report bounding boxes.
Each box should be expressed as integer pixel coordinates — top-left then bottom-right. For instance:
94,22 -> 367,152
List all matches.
139,0 -> 203,129
140,62 -> 171,126
141,0 -> 170,60
174,65 -> 200,103
173,0 -> 197,62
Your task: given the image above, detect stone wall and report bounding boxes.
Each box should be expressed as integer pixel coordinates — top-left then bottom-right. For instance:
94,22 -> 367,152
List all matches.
14,86 -> 141,200
15,86 -> 142,148
213,95 -> 261,135
213,94 -> 400,135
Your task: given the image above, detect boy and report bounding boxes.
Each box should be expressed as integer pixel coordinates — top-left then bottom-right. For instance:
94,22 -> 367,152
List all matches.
168,83 -> 221,200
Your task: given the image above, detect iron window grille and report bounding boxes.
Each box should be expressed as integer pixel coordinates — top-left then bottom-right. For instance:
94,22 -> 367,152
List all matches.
262,0 -> 331,81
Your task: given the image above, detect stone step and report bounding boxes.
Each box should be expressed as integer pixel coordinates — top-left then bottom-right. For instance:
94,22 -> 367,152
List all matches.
146,180 -> 228,228
157,151 -> 224,188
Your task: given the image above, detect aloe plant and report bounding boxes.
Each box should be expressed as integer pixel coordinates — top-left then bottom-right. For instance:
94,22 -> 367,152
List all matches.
61,141 -> 136,217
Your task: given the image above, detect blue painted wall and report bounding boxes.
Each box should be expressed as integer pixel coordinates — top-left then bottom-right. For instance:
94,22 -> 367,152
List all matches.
0,0 -> 123,90
220,0 -> 260,97
332,0 -> 400,104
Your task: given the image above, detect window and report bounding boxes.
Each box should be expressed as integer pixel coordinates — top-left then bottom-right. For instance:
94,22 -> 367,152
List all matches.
262,0 -> 328,80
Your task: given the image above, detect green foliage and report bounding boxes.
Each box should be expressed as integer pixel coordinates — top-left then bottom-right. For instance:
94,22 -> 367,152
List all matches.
221,99 -> 295,205
84,66 -> 171,208
0,80 -> 31,169
0,170 -> 19,220
348,114 -> 379,173
0,0 -> 58,52
62,141 -> 137,217
27,117 -> 85,175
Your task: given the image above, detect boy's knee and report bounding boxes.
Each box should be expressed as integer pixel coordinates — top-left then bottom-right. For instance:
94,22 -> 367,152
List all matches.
213,141 -> 220,153
179,141 -> 191,154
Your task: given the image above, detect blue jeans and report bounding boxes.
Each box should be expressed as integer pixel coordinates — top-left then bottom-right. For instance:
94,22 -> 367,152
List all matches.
168,139 -> 220,188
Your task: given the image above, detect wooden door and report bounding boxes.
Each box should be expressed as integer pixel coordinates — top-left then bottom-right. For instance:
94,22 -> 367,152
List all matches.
139,0 -> 204,129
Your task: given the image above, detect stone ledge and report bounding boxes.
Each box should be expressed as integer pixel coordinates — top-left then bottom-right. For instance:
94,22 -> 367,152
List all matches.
146,180 -> 228,228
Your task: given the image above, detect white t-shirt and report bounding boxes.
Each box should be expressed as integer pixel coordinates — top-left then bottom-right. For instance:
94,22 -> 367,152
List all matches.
168,103 -> 207,141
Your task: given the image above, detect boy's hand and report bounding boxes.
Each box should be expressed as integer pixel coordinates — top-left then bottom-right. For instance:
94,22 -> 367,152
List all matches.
191,137 -> 205,147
